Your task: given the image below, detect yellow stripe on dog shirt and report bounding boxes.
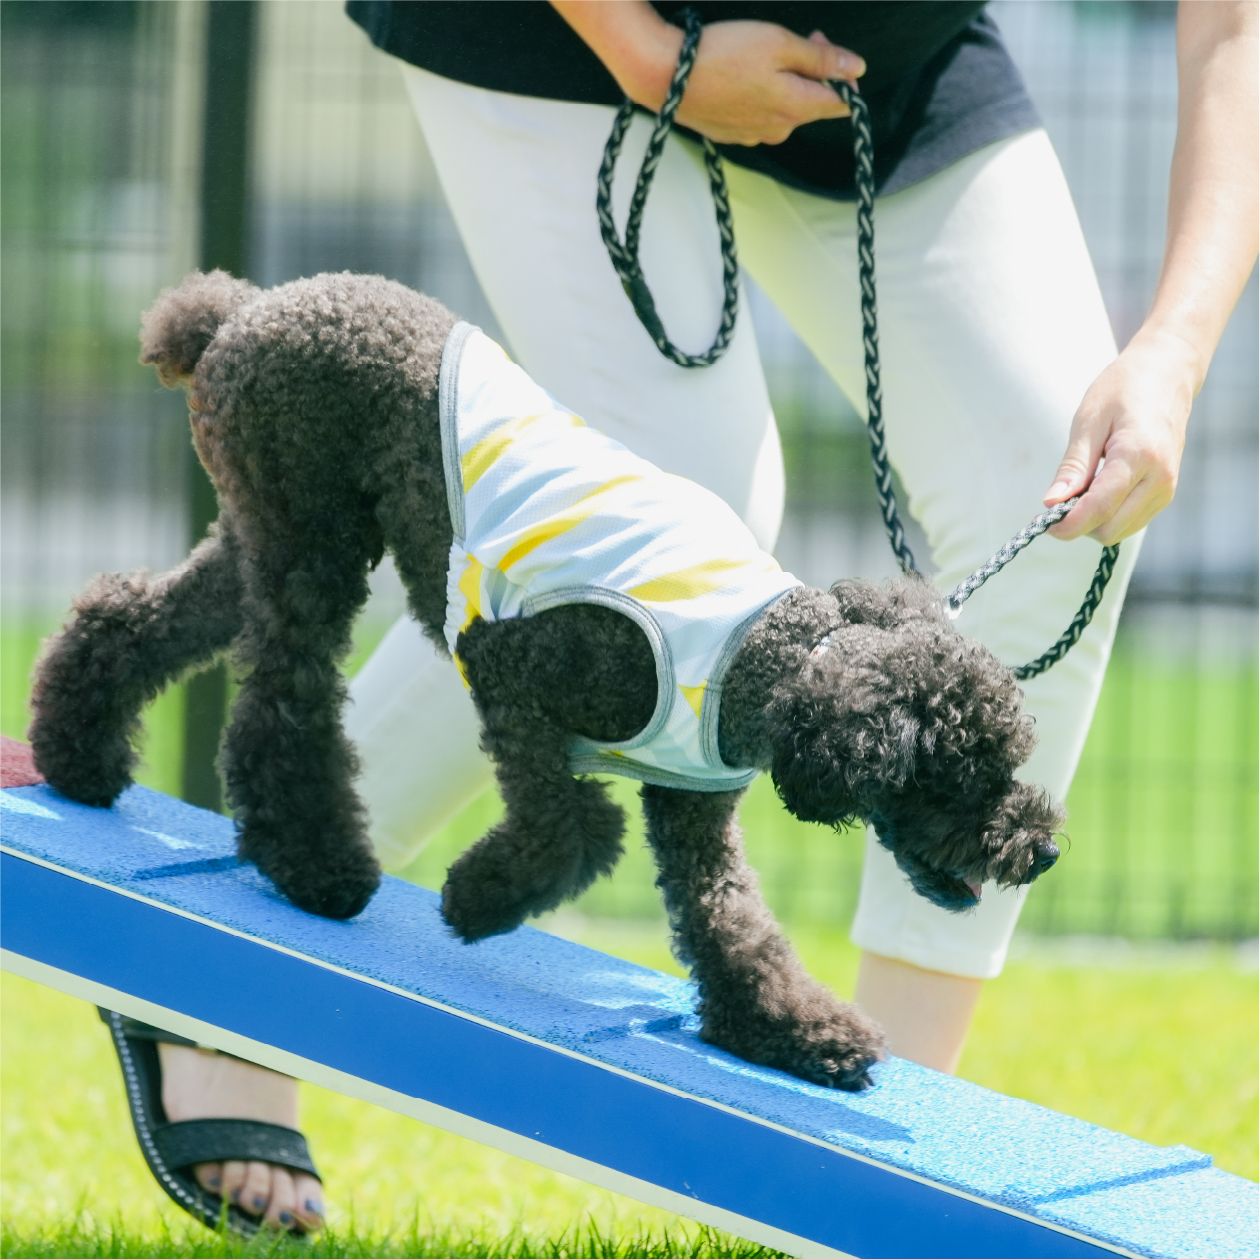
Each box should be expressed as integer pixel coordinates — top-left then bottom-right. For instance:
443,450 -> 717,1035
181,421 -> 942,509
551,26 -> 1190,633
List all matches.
499,474 -> 642,573
462,412 -> 585,494
629,554 -> 780,603
678,682 -> 706,720
458,553 -> 485,632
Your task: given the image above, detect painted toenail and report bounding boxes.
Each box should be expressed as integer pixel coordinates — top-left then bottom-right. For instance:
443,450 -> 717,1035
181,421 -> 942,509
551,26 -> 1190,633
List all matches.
253,1195 -> 267,1211
230,1190 -> 241,1204
207,1176 -> 221,1188
305,1199 -> 324,1216
279,1212 -> 294,1225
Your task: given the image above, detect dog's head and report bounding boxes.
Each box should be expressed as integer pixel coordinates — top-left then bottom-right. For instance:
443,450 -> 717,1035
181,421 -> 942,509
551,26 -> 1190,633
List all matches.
767,578 -> 1064,911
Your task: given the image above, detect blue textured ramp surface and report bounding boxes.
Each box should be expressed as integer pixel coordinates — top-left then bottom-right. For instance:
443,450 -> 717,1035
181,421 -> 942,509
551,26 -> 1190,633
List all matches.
2,783 -> 1255,1259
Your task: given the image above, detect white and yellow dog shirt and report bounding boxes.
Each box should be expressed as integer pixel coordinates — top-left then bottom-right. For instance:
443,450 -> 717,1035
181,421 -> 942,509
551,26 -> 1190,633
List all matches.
439,322 -> 802,793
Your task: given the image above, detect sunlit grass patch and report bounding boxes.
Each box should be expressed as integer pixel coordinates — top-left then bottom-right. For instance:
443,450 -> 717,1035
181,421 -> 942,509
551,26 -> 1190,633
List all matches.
0,1220 -> 781,1259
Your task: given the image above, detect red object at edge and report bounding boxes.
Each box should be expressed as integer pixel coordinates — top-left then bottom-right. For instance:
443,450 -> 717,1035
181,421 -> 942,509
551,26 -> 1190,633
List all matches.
1,736 -> 45,788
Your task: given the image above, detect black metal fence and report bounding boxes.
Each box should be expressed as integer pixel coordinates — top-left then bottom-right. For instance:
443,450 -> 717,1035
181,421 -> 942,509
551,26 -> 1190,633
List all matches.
2,0 -> 1255,939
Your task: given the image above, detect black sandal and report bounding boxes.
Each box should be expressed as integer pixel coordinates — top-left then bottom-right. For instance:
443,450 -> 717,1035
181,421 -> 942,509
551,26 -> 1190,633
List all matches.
98,1008 -> 321,1236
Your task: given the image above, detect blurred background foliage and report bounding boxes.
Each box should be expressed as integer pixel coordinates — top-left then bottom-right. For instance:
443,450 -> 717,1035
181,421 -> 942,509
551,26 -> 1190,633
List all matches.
1,0 -> 1256,944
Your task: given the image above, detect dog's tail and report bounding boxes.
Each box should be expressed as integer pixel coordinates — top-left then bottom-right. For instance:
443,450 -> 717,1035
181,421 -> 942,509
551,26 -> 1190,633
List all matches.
139,269 -> 258,386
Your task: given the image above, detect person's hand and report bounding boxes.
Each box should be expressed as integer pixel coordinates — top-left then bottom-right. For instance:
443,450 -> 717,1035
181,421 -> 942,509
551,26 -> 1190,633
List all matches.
552,3 -> 864,147
1043,329 -> 1197,544
669,25 -> 864,146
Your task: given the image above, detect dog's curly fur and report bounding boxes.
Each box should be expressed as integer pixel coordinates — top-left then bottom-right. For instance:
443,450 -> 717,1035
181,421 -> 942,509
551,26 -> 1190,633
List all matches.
29,271 -> 1064,1091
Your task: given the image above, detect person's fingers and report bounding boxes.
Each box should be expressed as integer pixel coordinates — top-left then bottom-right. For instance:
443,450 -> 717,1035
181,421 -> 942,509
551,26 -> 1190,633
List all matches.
788,29 -> 865,82
1051,446 -> 1172,544
1045,422 -> 1104,507
1051,453 -> 1134,540
1088,462 -> 1173,543
775,76 -> 850,127
1045,402 -> 1110,537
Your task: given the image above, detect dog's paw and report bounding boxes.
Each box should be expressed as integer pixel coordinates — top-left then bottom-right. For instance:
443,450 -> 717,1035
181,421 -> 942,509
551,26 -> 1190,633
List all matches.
31,736 -> 133,809
243,834 -> 381,921
703,996 -> 888,1092
284,875 -> 378,921
440,870 -> 528,943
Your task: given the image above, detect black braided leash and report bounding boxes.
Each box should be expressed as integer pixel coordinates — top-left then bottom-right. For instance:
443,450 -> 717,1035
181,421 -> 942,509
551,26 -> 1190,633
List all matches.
599,9 -> 1120,679
831,81 -> 917,575
596,7 -> 738,366
831,79 -> 1121,680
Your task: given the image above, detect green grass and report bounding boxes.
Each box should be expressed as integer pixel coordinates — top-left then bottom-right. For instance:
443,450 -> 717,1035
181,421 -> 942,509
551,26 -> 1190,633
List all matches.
0,1222 -> 773,1259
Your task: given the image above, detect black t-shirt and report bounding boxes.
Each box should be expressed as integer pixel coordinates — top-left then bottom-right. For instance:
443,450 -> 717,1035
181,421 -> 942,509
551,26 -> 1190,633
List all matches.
346,1 -> 1038,201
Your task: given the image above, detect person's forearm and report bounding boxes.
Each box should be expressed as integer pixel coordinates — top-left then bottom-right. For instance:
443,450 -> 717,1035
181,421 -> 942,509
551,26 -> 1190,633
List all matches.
1139,1 -> 1258,385
1044,1 -> 1258,541
550,2 -> 858,146
550,1 -> 681,109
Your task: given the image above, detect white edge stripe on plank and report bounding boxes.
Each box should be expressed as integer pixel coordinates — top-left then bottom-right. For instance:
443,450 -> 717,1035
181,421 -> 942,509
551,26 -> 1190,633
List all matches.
0,843 -> 1145,1259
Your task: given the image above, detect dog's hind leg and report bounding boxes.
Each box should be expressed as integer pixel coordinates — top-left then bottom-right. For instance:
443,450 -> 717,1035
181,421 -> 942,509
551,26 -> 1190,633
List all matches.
641,785 -> 887,1090
30,525 -> 244,807
223,517 -> 382,921
440,717 -> 626,942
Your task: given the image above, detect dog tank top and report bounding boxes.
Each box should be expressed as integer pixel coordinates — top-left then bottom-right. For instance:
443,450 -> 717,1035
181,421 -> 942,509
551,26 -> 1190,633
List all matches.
439,322 -> 801,792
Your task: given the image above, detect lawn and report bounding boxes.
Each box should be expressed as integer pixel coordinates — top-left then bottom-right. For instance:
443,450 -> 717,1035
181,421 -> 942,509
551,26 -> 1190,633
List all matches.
2,614 -> 1256,1254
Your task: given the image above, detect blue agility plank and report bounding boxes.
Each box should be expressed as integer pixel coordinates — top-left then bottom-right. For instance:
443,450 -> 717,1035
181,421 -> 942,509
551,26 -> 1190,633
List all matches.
1,783 -> 1254,1259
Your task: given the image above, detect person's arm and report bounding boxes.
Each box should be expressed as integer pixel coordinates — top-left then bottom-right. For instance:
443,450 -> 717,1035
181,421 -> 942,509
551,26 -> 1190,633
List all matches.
550,0 -> 864,146
1047,0 -> 1259,543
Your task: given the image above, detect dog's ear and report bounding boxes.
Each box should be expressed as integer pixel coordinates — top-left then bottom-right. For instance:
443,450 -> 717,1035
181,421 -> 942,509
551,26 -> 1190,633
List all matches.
767,633 -> 922,826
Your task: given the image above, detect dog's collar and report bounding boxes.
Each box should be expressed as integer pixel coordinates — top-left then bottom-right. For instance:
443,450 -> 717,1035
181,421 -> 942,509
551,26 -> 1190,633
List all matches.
809,632 -> 837,661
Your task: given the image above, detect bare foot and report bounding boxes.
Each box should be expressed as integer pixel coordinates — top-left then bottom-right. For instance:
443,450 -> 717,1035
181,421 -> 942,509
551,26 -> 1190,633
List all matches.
157,1043 -> 325,1232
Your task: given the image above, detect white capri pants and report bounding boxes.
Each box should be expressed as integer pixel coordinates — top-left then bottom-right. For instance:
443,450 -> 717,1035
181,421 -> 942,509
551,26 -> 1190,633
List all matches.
345,67 -> 1142,980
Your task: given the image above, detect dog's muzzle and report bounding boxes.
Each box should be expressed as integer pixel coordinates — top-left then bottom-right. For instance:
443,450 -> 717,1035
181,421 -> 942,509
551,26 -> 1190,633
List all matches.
1035,840 -> 1060,875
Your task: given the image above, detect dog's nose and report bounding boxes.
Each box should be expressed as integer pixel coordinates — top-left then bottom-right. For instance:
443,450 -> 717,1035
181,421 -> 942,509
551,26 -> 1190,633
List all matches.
1036,842 -> 1060,874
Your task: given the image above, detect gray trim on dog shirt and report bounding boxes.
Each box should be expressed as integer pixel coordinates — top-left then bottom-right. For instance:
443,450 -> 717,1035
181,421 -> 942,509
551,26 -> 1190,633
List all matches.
439,320 -> 478,540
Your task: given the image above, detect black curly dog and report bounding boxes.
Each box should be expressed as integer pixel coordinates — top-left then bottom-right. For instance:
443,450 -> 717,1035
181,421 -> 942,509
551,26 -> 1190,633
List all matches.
30,271 -> 1063,1091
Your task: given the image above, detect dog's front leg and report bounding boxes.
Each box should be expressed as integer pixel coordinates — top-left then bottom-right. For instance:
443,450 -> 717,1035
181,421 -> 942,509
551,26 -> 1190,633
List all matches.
441,718 -> 626,943
641,784 -> 886,1090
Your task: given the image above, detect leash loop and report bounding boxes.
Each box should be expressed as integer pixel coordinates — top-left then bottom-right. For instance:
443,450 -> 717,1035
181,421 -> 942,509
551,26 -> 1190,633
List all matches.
599,22 -> 1119,678
596,6 -> 739,367
942,495 -> 1122,680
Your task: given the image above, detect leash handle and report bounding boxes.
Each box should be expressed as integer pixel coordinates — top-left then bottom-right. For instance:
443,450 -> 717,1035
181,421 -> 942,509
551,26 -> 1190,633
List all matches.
596,7 -> 739,368
1011,544 -> 1121,680
944,494 -> 1122,681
